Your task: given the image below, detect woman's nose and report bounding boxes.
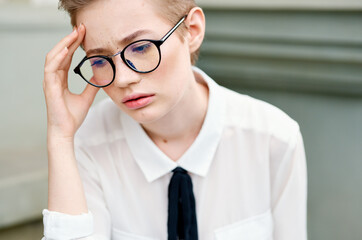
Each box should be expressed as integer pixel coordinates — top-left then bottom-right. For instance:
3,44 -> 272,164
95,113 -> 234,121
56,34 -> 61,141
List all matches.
112,57 -> 141,88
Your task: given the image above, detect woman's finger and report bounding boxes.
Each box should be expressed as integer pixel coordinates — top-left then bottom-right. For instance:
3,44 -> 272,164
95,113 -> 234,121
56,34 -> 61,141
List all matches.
63,24 -> 86,66
80,82 -> 100,108
46,28 -> 78,62
44,47 -> 69,75
67,24 -> 86,56
43,49 -> 69,96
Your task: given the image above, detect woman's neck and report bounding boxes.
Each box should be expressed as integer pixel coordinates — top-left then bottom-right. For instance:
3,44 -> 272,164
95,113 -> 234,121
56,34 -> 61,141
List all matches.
142,70 -> 209,161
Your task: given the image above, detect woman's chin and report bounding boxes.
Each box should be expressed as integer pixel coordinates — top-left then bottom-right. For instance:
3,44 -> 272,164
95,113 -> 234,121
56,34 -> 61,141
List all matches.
125,107 -> 165,125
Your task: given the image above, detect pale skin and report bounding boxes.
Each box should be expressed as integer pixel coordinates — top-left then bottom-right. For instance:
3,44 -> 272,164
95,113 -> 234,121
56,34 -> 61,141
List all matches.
44,0 -> 207,215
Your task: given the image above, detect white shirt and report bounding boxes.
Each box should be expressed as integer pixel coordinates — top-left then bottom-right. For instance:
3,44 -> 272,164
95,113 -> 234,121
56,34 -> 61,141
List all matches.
42,67 -> 307,240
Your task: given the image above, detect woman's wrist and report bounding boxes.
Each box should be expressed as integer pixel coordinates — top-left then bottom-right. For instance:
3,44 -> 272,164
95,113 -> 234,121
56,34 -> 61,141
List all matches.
47,130 -> 76,163
47,126 -> 75,144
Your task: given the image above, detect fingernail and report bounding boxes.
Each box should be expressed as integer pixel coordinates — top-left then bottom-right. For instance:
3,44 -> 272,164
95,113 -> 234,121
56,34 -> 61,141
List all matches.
77,23 -> 83,32
71,27 -> 77,35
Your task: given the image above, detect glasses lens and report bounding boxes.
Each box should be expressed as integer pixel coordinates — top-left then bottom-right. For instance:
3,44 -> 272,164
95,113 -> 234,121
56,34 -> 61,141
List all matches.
124,41 -> 160,72
79,56 -> 113,87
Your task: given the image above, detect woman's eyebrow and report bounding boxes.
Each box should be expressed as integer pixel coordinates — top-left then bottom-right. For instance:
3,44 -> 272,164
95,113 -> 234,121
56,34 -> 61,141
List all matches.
119,29 -> 153,46
86,29 -> 153,56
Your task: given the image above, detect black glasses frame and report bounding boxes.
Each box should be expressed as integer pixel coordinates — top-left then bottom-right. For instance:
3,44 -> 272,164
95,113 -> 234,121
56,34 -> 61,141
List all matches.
74,15 -> 188,88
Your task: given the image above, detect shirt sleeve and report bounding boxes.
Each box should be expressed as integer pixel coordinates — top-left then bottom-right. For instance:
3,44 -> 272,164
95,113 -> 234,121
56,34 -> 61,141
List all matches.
270,128 -> 308,239
42,146 -> 111,240
42,209 -> 94,239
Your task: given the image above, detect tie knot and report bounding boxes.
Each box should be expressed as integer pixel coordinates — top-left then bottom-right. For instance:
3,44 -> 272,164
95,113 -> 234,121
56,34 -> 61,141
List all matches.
172,167 -> 187,174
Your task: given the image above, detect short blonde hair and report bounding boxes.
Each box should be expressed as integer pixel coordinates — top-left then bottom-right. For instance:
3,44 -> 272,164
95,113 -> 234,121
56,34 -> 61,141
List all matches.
58,0 -> 200,65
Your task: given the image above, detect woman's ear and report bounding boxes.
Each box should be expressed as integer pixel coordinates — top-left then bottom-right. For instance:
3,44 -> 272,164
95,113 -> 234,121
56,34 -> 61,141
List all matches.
184,7 -> 205,55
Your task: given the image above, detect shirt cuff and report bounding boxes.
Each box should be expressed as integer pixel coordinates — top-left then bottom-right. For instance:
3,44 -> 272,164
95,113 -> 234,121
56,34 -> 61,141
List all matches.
42,209 -> 93,240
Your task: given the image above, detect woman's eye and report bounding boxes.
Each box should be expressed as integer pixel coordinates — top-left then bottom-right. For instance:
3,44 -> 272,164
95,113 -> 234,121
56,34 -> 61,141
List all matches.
132,44 -> 151,53
91,59 -> 107,67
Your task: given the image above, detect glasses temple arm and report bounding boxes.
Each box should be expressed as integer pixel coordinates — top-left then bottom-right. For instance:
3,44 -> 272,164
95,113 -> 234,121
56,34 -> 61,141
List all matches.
160,15 -> 187,43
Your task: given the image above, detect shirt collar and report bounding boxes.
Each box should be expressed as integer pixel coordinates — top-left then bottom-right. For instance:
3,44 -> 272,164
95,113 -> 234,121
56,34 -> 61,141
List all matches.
120,67 -> 225,182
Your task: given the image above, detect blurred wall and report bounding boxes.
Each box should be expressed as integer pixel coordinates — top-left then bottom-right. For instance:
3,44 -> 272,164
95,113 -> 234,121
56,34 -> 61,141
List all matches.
0,0 -> 361,239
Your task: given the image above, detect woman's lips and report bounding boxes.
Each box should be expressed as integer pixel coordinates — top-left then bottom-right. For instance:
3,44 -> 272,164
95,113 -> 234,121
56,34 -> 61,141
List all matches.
122,94 -> 155,109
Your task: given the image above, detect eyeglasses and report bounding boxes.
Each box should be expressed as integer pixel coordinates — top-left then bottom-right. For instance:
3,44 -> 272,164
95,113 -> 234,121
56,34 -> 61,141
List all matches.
73,15 -> 187,88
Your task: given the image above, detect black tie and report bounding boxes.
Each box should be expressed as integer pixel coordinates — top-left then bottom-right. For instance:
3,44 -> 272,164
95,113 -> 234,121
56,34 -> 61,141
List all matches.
167,167 -> 198,240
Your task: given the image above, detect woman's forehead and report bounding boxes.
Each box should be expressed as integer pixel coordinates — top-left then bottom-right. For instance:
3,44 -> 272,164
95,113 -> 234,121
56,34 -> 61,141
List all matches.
77,0 -> 160,25
76,0 -> 169,53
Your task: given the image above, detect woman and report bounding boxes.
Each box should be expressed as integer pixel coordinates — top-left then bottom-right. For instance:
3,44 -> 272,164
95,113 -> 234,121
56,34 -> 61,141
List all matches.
42,0 -> 307,239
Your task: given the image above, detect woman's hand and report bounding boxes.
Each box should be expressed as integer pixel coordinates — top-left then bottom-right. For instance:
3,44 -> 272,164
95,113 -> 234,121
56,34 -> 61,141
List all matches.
44,25 -> 95,214
43,24 -> 99,140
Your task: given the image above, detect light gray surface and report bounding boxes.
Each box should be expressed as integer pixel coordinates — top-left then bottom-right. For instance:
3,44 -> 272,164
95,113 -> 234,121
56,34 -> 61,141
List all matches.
0,220 -> 42,240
